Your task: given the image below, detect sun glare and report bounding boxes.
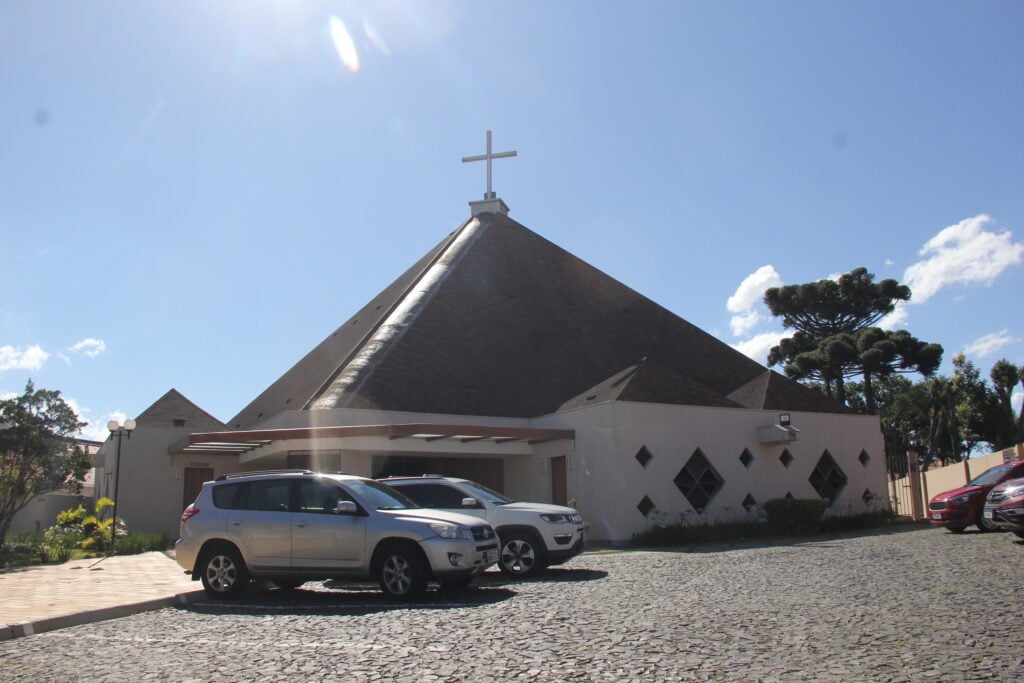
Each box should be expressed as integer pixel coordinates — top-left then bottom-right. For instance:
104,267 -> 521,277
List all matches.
329,16 -> 360,73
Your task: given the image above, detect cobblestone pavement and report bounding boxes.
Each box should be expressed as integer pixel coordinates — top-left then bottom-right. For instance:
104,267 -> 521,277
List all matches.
1,525 -> 1022,682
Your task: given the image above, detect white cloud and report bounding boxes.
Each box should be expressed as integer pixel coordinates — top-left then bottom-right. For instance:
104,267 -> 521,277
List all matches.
1013,389 -> 1023,416
727,265 -> 783,313
730,331 -> 789,365
726,265 -> 782,337
903,214 -> 1023,303
884,259 -> 895,267
66,397 -> 125,442
68,338 -> 106,359
878,303 -> 910,330
963,330 -> 1018,359
0,344 -> 49,372
1,391 -> 16,401
730,311 -> 763,336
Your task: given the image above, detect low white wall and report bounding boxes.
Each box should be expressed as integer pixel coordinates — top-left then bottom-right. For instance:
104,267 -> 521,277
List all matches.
536,402 -> 888,544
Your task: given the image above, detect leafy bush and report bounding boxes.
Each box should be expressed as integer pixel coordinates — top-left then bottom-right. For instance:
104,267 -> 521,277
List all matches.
818,509 -> 895,532
631,519 -> 773,547
0,542 -> 40,568
763,498 -> 828,535
115,533 -> 168,555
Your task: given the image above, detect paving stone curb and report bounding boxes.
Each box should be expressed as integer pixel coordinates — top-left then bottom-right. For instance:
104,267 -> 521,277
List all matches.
0,590 -> 205,642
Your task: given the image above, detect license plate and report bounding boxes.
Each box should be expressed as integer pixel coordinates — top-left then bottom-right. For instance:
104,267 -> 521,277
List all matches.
932,513 -> 942,520
484,550 -> 498,564
983,510 -> 994,519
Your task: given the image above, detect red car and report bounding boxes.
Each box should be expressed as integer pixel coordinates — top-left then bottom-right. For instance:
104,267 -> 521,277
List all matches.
983,477 -> 1024,539
928,460 -> 1024,533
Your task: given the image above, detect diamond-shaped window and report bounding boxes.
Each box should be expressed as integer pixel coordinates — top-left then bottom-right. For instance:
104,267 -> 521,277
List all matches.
809,450 -> 848,505
739,449 -> 754,469
673,448 -> 724,513
784,491 -> 794,500
637,495 -> 655,518
779,449 -> 794,468
862,489 -> 875,504
742,493 -> 757,512
635,446 -> 653,469
858,450 -> 871,467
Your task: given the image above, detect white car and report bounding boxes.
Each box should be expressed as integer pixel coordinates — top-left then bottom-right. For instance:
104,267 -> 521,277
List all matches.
380,476 -> 587,578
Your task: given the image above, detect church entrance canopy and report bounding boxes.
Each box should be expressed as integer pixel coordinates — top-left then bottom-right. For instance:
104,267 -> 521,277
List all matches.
169,423 -> 575,469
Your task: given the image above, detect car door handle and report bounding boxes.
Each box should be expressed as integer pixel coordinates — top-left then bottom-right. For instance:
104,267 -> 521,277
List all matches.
230,519 -> 243,526
293,521 -> 308,528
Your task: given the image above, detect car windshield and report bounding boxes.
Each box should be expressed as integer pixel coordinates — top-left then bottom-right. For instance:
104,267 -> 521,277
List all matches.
345,479 -> 421,510
968,464 -> 1014,488
459,480 -> 515,505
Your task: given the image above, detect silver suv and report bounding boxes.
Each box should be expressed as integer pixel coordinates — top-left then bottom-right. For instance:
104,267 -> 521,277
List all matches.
176,470 -> 499,599
380,476 -> 587,578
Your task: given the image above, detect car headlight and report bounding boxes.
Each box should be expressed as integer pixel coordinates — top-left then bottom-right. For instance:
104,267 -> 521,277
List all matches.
429,523 -> 469,540
950,494 -> 975,504
541,513 -> 571,523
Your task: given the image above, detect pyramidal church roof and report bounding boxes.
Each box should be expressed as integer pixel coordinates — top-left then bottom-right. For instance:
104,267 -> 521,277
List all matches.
229,211 -> 848,430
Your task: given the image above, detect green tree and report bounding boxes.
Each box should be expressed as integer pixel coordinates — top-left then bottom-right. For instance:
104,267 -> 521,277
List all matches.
989,359 -> 1024,448
0,381 -> 89,542
765,268 -> 941,408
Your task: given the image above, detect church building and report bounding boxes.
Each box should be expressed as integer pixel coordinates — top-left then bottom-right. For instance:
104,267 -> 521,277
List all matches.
95,138 -> 887,544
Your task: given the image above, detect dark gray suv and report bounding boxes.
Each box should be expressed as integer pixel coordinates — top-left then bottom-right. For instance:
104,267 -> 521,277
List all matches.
176,470 -> 499,599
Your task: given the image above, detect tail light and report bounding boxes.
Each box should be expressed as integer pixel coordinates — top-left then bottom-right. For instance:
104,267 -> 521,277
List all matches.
180,504 -> 199,534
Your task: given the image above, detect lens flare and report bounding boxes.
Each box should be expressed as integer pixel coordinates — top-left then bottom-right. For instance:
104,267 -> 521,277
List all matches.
363,17 -> 391,56
329,16 -> 360,73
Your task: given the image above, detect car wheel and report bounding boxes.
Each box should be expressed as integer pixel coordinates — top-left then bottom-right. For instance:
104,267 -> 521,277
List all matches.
498,532 -> 546,578
976,512 -> 997,532
376,546 -> 428,599
947,526 -> 966,534
438,576 -> 474,592
200,545 -> 250,599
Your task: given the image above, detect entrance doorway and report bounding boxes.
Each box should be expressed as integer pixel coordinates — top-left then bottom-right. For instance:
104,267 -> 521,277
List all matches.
183,466 -> 214,511
372,456 -> 504,493
551,455 -> 567,505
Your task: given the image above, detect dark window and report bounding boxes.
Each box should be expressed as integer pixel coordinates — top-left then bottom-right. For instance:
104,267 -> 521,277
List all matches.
212,482 -> 246,509
635,446 -> 653,468
780,449 -> 794,468
173,419 -> 186,427
297,479 -> 353,514
394,483 -> 474,509
637,495 -> 655,517
245,479 -> 291,512
809,450 -> 848,505
862,489 -> 875,504
858,450 -> 871,467
673,448 -> 724,514
739,449 -> 754,469
742,494 -> 757,512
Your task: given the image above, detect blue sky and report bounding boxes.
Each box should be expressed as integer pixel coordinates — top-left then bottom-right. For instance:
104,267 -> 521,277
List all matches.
2,1 -> 1022,441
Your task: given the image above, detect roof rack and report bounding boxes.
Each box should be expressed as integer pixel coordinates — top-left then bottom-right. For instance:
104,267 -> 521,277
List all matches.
376,474 -> 446,480
215,469 -> 315,481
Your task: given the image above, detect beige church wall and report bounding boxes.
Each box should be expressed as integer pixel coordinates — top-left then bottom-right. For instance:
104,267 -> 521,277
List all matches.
10,492 -> 90,535
95,427 -> 247,542
535,402 -> 887,544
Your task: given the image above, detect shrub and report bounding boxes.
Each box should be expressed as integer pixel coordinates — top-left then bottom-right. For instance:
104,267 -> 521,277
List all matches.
115,533 -> 168,555
763,498 -> 828,535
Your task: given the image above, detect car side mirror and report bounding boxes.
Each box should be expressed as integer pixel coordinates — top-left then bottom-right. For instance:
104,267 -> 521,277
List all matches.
461,497 -> 477,508
335,501 -> 358,515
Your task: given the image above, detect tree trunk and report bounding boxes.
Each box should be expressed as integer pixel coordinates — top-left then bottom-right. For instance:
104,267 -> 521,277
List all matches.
862,370 -> 876,414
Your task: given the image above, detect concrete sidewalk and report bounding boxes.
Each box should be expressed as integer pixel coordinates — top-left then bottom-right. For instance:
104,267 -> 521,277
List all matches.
0,551 -> 202,641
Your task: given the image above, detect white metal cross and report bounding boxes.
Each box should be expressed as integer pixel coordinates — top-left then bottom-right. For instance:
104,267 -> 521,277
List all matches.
461,130 -> 517,199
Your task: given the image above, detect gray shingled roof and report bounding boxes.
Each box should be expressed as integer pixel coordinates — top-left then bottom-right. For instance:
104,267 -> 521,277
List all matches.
136,389 -> 228,431
231,212 -> 848,428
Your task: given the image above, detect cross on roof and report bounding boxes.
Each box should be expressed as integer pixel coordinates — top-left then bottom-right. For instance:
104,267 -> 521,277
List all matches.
461,130 -> 517,200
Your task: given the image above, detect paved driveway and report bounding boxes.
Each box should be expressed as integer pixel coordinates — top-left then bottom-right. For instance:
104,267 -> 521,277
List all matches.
1,525 -> 1021,681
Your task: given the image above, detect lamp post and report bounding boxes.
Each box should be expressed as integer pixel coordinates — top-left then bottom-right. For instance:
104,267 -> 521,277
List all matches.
106,418 -> 136,555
